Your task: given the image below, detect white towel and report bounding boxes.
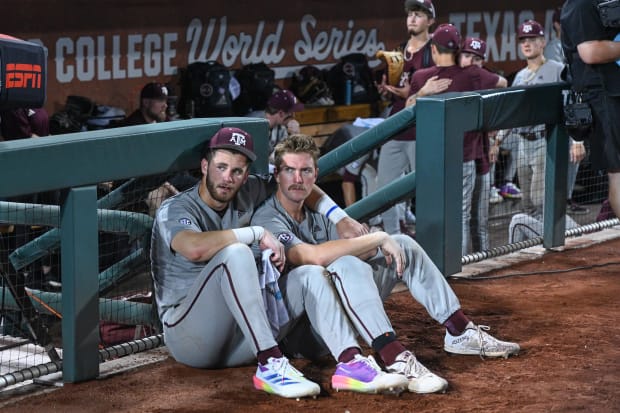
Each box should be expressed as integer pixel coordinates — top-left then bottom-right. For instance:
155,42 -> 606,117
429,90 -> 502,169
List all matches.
353,117 -> 385,128
260,249 -> 289,337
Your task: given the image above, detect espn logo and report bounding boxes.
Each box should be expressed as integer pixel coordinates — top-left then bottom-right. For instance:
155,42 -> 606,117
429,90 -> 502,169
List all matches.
5,63 -> 42,89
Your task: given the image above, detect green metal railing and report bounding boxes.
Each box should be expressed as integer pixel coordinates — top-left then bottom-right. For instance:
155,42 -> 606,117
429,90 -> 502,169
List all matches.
0,82 -> 571,384
320,82 -> 570,275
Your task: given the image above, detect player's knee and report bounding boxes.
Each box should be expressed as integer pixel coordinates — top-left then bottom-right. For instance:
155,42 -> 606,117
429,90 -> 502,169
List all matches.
220,242 -> 253,261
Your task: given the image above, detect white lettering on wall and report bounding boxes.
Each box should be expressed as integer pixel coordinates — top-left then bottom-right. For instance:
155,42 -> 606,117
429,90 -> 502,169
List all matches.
55,33 -> 178,83
186,17 -> 285,66
55,38 -> 74,83
76,36 -> 95,81
97,36 -> 111,80
294,14 -> 383,62
51,10 -> 556,84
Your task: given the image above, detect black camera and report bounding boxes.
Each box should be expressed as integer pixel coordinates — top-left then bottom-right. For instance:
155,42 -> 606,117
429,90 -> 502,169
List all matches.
563,91 -> 593,141
597,0 -> 620,28
0,35 -> 47,110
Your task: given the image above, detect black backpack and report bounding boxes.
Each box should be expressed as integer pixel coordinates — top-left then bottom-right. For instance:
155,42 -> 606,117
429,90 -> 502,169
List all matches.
291,65 -> 334,106
233,63 -> 276,115
179,61 -> 233,118
49,95 -> 95,135
327,53 -> 379,105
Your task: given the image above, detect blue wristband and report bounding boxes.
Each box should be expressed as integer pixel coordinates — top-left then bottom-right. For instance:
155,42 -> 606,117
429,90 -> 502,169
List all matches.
326,205 -> 339,218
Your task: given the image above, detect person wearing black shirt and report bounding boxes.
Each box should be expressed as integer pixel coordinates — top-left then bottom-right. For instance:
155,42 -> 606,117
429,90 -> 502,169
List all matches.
561,0 -> 620,218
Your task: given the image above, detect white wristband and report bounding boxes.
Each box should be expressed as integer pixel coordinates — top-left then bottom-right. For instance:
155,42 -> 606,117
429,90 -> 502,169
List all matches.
316,195 -> 348,224
232,226 -> 264,244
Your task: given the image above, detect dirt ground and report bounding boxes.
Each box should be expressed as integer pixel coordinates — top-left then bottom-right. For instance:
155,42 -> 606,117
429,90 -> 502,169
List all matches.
1,236 -> 619,413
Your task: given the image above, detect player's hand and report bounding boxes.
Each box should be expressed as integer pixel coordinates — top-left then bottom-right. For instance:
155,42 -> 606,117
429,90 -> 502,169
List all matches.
375,73 -> 390,97
383,83 -> 410,99
379,236 -> 405,277
570,142 -> 585,164
418,76 -> 452,97
336,216 -> 368,239
259,230 -> 286,272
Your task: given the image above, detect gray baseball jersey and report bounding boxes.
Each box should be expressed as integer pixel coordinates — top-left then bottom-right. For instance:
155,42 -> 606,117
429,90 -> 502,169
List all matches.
513,59 -> 564,135
150,175 -> 279,368
151,175 -> 274,316
512,59 -> 564,214
252,195 -> 462,346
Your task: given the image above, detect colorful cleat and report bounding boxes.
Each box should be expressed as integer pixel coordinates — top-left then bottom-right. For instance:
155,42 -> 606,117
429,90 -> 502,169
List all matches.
331,354 -> 408,394
253,356 -> 320,399
499,182 -> 522,199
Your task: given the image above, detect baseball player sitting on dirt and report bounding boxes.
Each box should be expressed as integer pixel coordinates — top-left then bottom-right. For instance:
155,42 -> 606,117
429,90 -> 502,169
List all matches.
252,134 -> 521,393
150,127 -> 376,400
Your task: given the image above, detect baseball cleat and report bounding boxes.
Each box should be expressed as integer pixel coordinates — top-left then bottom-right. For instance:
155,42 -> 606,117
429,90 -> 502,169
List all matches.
386,350 -> 448,394
444,322 -> 520,358
490,186 -> 503,204
499,182 -> 522,199
331,354 -> 408,394
253,356 -> 320,399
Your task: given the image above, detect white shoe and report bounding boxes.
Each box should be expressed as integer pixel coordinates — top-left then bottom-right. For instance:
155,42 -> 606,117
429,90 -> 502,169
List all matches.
332,354 -> 409,394
254,356 -> 320,399
444,322 -> 520,358
386,350 -> 448,394
490,186 -> 503,204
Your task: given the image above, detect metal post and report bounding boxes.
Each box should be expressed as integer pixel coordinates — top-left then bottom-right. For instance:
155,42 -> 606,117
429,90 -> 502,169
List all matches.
61,186 -> 100,382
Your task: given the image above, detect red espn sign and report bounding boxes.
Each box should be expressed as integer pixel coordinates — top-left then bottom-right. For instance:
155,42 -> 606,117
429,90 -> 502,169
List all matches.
5,63 -> 42,89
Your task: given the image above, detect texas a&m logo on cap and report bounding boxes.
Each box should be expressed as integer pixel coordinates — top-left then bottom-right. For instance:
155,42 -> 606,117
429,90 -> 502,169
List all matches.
468,39 -> 483,51
229,131 -> 247,147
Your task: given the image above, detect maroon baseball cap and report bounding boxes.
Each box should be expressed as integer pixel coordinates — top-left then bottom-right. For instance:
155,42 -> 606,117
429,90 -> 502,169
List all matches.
461,37 -> 487,59
268,89 -> 304,112
517,20 -> 545,39
404,0 -> 436,19
432,24 -> 461,51
140,82 -> 168,100
208,127 -> 256,161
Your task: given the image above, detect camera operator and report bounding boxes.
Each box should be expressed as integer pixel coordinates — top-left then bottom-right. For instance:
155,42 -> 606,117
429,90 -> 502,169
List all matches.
561,0 -> 620,218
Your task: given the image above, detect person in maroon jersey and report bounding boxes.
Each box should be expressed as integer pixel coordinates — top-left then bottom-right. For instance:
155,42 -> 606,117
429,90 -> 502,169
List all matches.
374,0 -> 439,237
405,24 -> 507,255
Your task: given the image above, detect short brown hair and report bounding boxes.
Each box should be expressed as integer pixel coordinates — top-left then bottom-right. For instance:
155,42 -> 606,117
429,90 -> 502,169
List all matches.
273,134 -> 320,171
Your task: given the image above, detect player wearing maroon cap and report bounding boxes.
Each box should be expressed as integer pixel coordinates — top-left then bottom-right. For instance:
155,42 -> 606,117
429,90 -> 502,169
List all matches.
374,0 -> 440,236
458,36 -> 502,252
151,126 -> 369,399
406,24 -> 507,255
247,89 -> 304,163
503,20 -> 582,243
505,20 -> 565,217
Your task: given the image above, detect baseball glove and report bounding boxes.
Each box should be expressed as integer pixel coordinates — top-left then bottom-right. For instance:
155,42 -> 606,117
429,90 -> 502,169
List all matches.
375,50 -> 404,86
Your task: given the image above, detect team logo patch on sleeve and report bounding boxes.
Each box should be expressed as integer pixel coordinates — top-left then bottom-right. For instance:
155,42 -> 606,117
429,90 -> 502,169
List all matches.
277,232 -> 293,245
178,218 -> 192,226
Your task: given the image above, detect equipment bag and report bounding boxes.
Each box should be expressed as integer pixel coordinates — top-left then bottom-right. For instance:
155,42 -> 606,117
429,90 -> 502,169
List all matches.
179,60 -> 233,118
0,34 -> 47,110
327,53 -> 379,105
291,65 -> 334,106
233,62 -> 276,115
49,95 -> 96,135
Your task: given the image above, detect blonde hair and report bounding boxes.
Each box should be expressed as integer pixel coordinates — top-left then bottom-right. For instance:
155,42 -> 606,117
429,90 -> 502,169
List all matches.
273,134 -> 320,170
